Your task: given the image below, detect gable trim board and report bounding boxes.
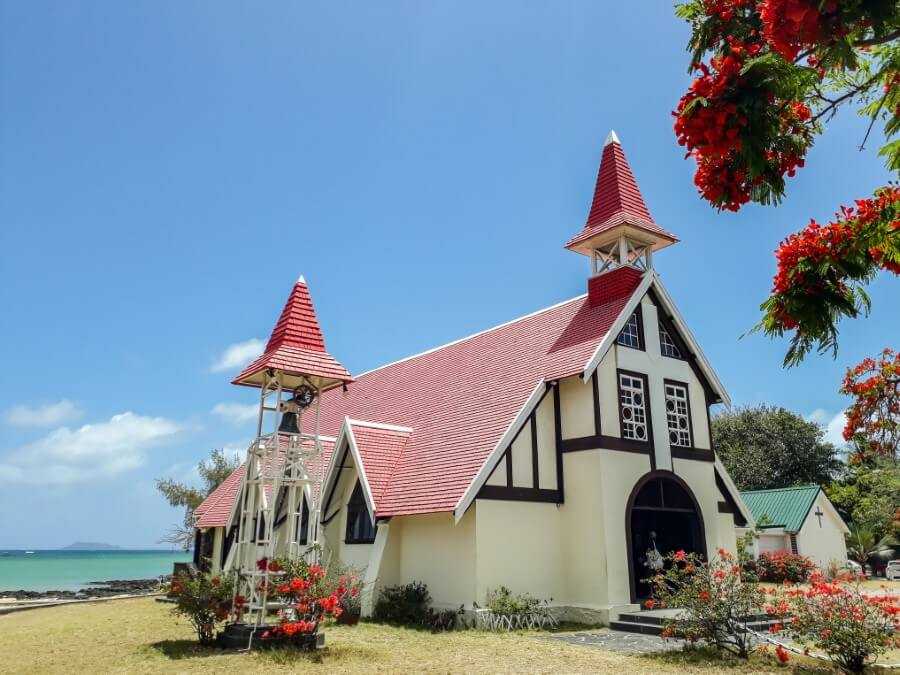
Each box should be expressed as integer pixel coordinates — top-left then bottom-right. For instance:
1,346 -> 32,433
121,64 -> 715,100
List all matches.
713,459 -> 754,527
581,271 -> 730,407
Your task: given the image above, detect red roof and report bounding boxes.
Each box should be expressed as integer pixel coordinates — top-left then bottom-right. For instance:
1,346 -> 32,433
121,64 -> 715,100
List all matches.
347,421 -> 412,508
308,275 -> 642,518
233,277 -> 352,388
566,134 -> 677,250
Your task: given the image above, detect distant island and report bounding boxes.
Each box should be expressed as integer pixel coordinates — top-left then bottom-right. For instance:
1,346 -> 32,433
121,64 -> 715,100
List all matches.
61,542 -> 122,551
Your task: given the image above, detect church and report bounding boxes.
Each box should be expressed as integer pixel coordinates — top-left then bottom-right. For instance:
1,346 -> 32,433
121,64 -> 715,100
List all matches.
194,131 -> 754,624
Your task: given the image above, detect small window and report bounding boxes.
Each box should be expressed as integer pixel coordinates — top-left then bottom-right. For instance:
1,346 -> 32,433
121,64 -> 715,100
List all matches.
659,324 -> 683,359
664,382 -> 692,448
617,311 -> 643,349
345,481 -> 376,544
296,497 -> 310,545
619,372 -> 649,442
789,534 -> 798,555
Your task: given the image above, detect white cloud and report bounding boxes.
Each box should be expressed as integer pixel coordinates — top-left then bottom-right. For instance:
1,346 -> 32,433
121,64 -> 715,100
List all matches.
0,412 -> 181,485
808,408 -> 849,448
3,400 -> 83,428
211,402 -> 258,426
210,338 -> 264,373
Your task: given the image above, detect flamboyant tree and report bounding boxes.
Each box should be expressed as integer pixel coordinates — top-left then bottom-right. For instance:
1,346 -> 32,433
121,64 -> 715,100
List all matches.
840,347 -> 900,461
674,0 -> 900,365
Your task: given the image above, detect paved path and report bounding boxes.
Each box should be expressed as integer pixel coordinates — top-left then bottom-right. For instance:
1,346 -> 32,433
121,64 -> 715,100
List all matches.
546,629 -> 683,655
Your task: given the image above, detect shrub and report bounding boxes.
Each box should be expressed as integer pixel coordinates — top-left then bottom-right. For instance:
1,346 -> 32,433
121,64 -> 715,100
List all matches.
258,556 -> 349,641
647,548 -> 764,658
372,581 -> 432,626
766,570 -> 899,673
755,551 -> 816,583
485,586 -> 548,617
169,573 -> 235,644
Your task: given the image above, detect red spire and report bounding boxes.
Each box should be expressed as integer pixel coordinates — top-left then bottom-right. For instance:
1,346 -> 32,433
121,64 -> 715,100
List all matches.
565,131 -> 677,254
265,276 -> 327,353
585,131 -> 654,228
232,276 -> 353,389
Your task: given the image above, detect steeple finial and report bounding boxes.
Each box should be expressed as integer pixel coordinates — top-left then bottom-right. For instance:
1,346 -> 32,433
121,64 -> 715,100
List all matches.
604,129 -> 620,146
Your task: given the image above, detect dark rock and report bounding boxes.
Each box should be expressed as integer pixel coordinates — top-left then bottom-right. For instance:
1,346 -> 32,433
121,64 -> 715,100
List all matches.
1,576 -> 169,601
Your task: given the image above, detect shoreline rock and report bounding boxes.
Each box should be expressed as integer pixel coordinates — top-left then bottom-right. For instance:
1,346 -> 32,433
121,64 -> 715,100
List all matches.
0,577 -> 168,601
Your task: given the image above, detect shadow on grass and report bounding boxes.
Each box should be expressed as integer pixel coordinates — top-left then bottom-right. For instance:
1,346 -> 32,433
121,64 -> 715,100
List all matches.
640,645 -> 832,673
147,640 -> 221,660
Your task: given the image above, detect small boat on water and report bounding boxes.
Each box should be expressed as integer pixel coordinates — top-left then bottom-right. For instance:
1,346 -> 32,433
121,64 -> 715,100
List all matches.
24,551 -> 35,555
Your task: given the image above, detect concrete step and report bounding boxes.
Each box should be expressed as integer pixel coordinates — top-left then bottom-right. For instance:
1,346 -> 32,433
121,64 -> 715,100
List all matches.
611,611 -> 781,637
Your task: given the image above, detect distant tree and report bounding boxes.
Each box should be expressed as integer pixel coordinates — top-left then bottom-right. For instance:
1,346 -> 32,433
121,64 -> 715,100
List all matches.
712,405 -> 842,490
840,348 -> 900,463
845,523 -> 898,566
825,458 -> 900,539
156,448 -> 240,550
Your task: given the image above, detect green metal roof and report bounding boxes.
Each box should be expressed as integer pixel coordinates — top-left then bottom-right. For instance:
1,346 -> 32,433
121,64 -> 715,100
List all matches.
739,485 -> 820,533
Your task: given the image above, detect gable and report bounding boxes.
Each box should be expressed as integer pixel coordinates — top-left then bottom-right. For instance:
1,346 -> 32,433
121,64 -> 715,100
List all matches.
740,485 -> 820,532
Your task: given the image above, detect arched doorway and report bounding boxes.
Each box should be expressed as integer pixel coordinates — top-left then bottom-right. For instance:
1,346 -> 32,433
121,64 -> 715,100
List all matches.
626,471 -> 706,602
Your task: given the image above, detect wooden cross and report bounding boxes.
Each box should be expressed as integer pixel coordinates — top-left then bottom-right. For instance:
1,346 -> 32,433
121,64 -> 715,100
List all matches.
814,507 -> 824,527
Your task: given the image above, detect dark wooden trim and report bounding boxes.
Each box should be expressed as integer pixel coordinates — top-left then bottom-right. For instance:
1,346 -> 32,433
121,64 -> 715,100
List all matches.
591,370 -> 602,435
560,433 -> 652,455
718,500 -> 733,514
530,412 -> 539,489
616,368 -> 655,470
671,447 -> 715,462
714,468 -> 748,527
647,289 -> 721,404
504,448 -> 512,488
663,377 -> 695,450
625,470 -> 708,604
478,485 -> 562,503
552,382 -> 565,502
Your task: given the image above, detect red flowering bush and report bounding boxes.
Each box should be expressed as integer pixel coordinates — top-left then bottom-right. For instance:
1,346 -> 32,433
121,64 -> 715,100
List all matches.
648,548 -> 764,658
766,570 -> 900,672
258,557 -> 359,642
755,551 -> 816,583
841,348 -> 900,462
169,573 -> 236,645
759,186 -> 900,364
676,0 -> 899,363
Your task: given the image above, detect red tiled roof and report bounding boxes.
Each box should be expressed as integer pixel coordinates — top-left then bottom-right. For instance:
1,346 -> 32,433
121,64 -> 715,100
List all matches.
565,136 -> 677,250
195,437 -> 335,528
233,277 -> 352,387
348,422 -> 412,508
305,276 -> 642,517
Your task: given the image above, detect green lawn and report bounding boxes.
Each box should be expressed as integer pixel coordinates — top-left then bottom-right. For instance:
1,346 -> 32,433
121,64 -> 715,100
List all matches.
0,596 -> 883,674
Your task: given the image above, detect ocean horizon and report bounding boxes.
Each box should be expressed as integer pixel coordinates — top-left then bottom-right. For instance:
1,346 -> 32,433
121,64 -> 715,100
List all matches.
0,549 -> 192,592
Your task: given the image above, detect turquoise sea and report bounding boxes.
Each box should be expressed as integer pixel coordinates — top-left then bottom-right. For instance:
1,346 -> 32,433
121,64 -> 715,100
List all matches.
0,550 -> 191,592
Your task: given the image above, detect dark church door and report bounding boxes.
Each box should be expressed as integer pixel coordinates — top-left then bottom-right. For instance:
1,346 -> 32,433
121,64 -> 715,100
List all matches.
627,474 -> 706,602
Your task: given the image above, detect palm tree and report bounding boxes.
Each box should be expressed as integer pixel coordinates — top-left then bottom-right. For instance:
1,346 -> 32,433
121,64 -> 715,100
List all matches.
846,524 -> 897,567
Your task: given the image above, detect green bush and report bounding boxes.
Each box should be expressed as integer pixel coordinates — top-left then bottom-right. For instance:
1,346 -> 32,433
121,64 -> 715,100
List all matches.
485,586 -> 550,618
169,573 -> 235,644
372,581 -> 432,626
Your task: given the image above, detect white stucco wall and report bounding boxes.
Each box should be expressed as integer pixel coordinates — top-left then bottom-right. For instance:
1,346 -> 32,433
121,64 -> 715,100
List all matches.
795,492 -> 849,568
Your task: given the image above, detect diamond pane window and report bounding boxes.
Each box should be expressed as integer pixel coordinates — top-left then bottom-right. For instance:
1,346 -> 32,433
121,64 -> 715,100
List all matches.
659,324 -> 682,359
665,382 -> 692,447
617,311 -> 643,349
619,373 -> 648,441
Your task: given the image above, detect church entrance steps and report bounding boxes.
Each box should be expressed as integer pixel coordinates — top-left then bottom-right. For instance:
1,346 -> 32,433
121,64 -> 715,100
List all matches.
609,608 -> 779,636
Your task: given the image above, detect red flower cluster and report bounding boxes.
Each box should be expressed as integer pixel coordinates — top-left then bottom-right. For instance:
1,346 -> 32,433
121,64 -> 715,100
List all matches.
840,348 -> 900,461
758,0 -> 838,61
769,187 -> 900,330
674,30 -> 811,211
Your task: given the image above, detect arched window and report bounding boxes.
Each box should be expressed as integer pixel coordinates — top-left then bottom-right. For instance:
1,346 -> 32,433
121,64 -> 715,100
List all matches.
296,496 -> 310,545
345,481 -> 376,544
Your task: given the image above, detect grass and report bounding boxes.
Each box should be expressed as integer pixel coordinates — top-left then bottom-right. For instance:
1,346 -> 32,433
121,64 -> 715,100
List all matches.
0,596 -> 882,674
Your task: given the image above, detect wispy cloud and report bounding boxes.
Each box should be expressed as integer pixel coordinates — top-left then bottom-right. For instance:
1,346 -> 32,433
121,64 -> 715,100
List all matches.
808,408 -> 848,448
211,402 -> 258,426
0,412 -> 181,485
3,400 -> 83,428
210,338 -> 264,373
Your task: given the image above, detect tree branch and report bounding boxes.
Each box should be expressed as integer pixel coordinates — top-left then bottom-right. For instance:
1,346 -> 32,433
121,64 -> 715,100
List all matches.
811,71 -> 883,123
855,28 -> 900,48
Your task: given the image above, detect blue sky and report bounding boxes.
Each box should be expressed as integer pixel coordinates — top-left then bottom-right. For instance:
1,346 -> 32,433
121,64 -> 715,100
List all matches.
1,2 -> 896,549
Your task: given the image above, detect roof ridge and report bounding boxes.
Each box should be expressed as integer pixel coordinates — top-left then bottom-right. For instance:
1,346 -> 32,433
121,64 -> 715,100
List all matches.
353,293 -> 588,379
741,484 -> 820,494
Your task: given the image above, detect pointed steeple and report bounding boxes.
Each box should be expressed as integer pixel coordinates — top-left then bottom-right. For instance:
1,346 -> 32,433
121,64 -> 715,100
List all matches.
265,277 -> 327,353
232,276 -> 353,390
566,131 -> 677,263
